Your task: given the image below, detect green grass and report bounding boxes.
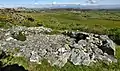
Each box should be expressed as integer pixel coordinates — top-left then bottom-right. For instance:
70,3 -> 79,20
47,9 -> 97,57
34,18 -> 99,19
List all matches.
1,10 -> 120,32
11,31 -> 26,41
18,11 -> 120,34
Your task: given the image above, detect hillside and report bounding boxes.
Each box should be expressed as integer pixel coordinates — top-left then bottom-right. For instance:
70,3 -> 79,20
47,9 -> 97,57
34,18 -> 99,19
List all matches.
0,8 -> 120,71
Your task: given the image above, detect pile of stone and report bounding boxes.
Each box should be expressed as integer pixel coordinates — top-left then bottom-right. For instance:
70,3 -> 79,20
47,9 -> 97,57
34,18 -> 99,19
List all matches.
0,26 -> 117,67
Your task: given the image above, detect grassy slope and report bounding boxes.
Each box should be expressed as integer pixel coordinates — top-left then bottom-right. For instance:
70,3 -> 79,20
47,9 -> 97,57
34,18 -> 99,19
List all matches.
0,10 -> 120,71
20,11 -> 120,29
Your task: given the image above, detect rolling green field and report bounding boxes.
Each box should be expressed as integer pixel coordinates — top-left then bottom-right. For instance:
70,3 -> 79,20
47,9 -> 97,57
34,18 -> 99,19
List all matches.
1,10 -> 120,33
0,10 -> 120,71
20,11 -> 120,30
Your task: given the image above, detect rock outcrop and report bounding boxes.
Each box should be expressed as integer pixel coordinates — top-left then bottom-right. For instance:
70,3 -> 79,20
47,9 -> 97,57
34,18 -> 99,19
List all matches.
0,26 -> 117,67
64,31 -> 117,66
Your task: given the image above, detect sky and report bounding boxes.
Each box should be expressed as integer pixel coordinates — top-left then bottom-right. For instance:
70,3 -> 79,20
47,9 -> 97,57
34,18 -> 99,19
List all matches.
0,0 -> 120,7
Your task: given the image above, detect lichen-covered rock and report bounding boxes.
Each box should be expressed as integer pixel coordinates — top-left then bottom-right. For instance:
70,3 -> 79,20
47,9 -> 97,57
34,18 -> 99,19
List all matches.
48,51 -> 71,67
0,27 -> 117,67
99,35 -> 116,56
65,31 -> 117,66
70,49 -> 92,66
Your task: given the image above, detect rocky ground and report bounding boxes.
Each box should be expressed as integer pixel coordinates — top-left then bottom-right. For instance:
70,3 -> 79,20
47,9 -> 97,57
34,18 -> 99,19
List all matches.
0,26 -> 117,68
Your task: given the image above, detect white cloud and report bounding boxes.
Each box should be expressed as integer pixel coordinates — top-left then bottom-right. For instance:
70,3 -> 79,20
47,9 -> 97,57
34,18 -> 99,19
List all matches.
86,0 -> 101,4
34,3 -> 39,5
52,2 -> 57,4
52,2 -> 81,5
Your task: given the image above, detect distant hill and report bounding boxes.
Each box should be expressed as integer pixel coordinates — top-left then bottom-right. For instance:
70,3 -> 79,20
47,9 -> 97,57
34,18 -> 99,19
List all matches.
30,4 -> 120,9
1,4 -> 120,9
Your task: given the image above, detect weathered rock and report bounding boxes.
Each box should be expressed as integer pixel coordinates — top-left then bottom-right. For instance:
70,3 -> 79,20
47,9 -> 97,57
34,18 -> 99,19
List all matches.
0,50 -> 6,59
0,27 -> 117,67
66,31 -> 117,66
70,49 -> 92,66
48,51 -> 71,67
99,35 -> 115,56
30,51 -> 41,64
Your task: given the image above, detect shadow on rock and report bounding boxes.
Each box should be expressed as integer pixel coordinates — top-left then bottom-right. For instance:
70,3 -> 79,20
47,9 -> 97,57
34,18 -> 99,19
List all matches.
1,64 -> 28,71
